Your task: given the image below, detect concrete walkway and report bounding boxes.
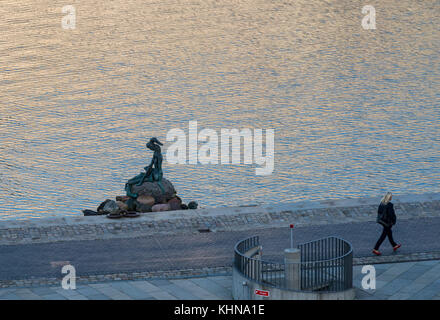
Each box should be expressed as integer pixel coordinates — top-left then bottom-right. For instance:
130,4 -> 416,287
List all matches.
1,216 -> 440,284
354,260 -> 440,300
1,260 -> 440,300
0,198 -> 438,299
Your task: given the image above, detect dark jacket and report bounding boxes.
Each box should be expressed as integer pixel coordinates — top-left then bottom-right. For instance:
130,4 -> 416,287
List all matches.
377,202 -> 396,227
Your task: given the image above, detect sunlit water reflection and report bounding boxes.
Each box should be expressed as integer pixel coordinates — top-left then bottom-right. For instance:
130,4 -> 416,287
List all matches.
0,1 -> 439,220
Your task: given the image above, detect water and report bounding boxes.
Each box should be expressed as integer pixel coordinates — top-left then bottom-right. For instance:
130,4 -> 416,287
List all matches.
0,0 -> 439,220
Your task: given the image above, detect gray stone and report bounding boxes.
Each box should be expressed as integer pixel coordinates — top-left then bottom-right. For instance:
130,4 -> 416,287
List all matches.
152,203 -> 170,212
136,202 -> 153,213
130,178 -> 176,204
116,201 -> 128,212
168,197 -> 182,211
100,200 -> 120,215
188,201 -> 198,209
137,195 -> 155,206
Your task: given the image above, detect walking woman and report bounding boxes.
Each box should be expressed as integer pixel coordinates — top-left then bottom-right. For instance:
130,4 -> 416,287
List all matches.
373,192 -> 401,256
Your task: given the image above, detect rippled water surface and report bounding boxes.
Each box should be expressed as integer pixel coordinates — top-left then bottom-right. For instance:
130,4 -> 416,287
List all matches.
0,1 -> 439,220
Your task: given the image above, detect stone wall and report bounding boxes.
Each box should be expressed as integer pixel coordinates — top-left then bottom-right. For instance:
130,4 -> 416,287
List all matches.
232,266 -> 356,300
0,193 -> 438,245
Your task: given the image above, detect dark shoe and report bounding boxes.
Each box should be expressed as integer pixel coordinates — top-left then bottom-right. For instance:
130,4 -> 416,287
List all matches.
124,211 -> 140,218
393,244 -> 401,251
372,249 -> 381,256
82,209 -> 99,216
106,212 -> 123,219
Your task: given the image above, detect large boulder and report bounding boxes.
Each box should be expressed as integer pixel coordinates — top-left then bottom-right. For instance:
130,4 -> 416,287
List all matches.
130,178 -> 177,204
116,201 -> 129,212
97,199 -> 121,215
125,198 -> 153,212
152,203 -> 170,212
137,195 -> 155,206
168,196 -> 182,211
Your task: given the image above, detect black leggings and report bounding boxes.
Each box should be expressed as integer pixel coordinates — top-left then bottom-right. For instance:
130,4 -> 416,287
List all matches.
374,225 -> 397,250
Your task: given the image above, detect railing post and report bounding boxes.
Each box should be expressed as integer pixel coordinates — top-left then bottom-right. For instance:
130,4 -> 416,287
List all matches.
284,248 -> 301,290
290,224 -> 294,249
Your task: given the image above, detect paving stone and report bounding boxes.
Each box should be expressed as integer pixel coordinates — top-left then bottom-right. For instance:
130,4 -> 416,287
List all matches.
55,289 -> 89,300
416,281 -> 440,295
379,278 -> 413,296
354,288 -> 374,300
148,279 -> 173,287
415,260 -> 440,267
170,279 -> 222,300
74,286 -> 103,297
88,283 -> 132,300
209,276 -> 232,290
189,277 -> 233,299
109,281 -> 154,299
142,288 -> 178,300
31,287 -> 58,296
129,281 -> 177,300
85,293 -> 111,300
409,288 -> 440,300
128,280 -> 163,294
398,265 -> 435,280
409,265 -> 440,285
358,293 -> 388,300
0,288 -> 19,297
388,292 -> 413,300
154,282 -> 201,300
396,281 -> 429,295
375,263 -> 416,284
13,288 -> 42,300
0,293 -> 21,300
41,293 -> 68,300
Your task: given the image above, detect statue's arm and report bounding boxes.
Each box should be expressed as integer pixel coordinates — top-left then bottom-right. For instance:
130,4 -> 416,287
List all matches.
144,157 -> 154,170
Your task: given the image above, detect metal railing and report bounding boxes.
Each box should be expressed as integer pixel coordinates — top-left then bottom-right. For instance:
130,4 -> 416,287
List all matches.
234,235 -> 353,293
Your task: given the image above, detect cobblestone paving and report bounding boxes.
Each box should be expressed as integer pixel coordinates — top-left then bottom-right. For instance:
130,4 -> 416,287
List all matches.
1,260 -> 439,300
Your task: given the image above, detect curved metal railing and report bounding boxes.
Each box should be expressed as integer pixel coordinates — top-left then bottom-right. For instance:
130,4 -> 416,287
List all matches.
234,235 -> 353,293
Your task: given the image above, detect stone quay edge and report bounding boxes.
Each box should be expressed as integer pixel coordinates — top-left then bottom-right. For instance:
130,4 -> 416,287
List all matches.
0,193 -> 438,245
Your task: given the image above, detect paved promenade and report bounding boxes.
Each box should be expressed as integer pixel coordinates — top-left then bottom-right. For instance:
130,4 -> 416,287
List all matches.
0,194 -> 438,299
1,216 -> 440,287
1,260 -> 440,300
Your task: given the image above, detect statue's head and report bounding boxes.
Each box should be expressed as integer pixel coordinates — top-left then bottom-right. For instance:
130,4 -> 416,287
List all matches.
146,137 -> 163,151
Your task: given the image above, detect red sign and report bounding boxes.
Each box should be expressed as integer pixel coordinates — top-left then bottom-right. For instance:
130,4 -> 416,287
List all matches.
254,289 -> 270,297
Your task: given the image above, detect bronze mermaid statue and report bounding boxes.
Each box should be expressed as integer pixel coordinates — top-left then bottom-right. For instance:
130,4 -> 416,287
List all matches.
125,137 -> 164,198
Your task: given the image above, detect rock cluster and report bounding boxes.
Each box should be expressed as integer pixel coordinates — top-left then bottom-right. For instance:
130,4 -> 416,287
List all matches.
83,178 -> 198,217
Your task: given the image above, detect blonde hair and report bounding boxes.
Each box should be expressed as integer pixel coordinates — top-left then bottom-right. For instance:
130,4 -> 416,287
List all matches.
381,192 -> 393,205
